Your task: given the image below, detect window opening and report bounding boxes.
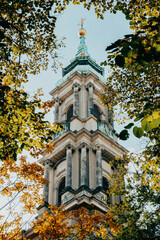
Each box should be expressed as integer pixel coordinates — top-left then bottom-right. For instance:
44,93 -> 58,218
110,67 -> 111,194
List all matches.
58,177 -> 65,206
103,177 -> 110,204
67,105 -> 73,121
93,104 -> 101,121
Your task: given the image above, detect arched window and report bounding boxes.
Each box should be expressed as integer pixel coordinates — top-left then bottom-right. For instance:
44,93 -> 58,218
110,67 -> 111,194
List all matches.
103,177 -> 111,204
93,104 -> 101,121
58,177 -> 65,206
67,105 -> 73,121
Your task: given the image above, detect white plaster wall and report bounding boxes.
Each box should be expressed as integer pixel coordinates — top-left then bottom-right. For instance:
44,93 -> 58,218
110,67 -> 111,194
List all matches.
79,84 -> 88,119
70,118 -> 83,131
85,117 -> 97,131
102,160 -> 112,176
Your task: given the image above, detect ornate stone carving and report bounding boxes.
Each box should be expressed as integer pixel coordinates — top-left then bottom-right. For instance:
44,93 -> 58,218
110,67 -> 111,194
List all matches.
53,97 -> 62,105
72,82 -> 81,91
78,142 -> 90,149
43,159 -> 54,167
65,143 -> 74,150
86,82 -> 95,90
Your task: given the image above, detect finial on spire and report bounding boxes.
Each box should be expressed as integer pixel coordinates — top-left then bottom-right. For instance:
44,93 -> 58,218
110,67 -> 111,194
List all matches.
76,18 -> 89,58
78,18 -> 86,37
78,18 -> 86,29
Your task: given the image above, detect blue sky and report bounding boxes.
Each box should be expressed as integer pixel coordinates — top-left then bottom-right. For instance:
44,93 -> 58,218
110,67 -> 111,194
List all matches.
25,4 -> 145,152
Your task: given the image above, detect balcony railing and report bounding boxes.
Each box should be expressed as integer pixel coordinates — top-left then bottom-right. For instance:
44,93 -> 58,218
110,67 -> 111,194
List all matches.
53,123 -> 70,140
97,122 -> 114,140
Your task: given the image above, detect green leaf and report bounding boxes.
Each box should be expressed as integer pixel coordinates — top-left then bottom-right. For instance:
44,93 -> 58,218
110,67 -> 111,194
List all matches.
134,117 -> 141,122
141,119 -> 151,132
124,122 -> 134,129
115,55 -> 125,67
119,129 -> 129,140
133,126 -> 144,138
143,102 -> 152,110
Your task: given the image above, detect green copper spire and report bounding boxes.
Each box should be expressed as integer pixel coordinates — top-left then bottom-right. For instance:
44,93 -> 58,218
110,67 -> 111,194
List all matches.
60,19 -> 105,79
76,18 -> 90,58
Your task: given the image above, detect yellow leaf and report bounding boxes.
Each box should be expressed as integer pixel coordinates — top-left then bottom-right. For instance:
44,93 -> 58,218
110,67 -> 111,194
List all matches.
152,111 -> 160,119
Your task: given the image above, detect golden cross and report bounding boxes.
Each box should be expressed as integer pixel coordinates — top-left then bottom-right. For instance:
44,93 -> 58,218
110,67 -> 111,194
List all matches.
78,18 -> 86,28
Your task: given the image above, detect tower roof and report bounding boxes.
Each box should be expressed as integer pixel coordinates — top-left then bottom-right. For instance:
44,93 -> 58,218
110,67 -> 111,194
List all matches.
62,20 -> 104,77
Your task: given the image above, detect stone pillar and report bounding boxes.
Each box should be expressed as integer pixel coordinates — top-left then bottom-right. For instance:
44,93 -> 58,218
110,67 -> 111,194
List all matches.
53,97 -> 61,122
81,144 -> 87,186
43,160 -> 53,203
66,145 -> 72,187
86,82 -> 94,116
96,148 -> 102,187
72,83 -> 81,117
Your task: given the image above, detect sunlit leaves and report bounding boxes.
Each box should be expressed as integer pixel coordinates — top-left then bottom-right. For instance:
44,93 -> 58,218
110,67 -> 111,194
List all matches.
0,0 -> 66,161
107,152 -> 160,239
0,156 -> 46,239
33,206 -> 108,239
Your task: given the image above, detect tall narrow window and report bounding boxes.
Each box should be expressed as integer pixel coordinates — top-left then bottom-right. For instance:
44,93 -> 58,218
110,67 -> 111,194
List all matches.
103,177 -> 110,204
93,104 -> 101,121
58,177 -> 65,206
67,105 -> 73,121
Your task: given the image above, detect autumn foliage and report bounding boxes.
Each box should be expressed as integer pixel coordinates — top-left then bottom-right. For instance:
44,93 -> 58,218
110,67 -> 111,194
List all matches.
0,156 -> 46,239
0,0 -> 159,240
33,206 -> 109,240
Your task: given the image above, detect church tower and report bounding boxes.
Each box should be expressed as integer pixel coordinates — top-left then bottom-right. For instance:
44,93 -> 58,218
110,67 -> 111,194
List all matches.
39,21 -> 127,215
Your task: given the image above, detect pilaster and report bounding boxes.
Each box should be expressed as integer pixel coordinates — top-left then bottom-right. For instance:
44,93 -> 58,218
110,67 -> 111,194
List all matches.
43,159 -> 54,203
72,83 -> 81,117
65,144 -> 73,187
80,142 -> 88,186
86,82 -> 94,116
53,97 -> 62,122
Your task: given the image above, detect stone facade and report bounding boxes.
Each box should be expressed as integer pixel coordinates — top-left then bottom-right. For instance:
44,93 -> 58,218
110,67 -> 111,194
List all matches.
38,31 -> 128,213
24,26 -> 128,240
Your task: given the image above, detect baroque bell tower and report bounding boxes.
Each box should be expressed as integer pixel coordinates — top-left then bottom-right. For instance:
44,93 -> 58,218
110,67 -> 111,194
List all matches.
39,20 -> 127,214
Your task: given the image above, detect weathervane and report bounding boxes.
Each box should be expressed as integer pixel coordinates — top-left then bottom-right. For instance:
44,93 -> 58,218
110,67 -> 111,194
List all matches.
78,18 -> 86,28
